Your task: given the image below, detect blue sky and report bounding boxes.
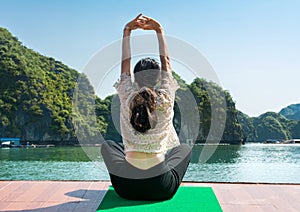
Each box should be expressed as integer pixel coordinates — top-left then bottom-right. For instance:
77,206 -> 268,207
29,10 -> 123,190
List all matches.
1,0 -> 300,116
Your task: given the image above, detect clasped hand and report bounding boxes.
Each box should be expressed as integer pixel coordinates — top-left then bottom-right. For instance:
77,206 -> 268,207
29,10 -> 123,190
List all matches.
125,13 -> 162,32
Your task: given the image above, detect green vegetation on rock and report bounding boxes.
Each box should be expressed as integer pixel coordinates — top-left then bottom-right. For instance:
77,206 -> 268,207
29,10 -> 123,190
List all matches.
0,28 -> 85,143
0,27 -> 260,145
279,104 -> 300,121
238,110 -> 300,142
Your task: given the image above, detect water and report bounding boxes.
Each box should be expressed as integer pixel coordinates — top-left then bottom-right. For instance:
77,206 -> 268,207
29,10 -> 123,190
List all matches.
1,143 -> 300,183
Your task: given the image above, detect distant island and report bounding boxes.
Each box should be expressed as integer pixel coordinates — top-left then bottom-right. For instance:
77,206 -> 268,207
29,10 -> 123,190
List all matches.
238,104 -> 300,142
0,27 -> 299,145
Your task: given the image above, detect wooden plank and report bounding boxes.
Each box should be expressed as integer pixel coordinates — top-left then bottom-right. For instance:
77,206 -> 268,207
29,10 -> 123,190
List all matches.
0,181 -> 300,211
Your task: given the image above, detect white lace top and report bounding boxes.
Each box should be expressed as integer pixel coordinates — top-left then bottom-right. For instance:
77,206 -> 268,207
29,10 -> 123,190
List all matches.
114,71 -> 180,154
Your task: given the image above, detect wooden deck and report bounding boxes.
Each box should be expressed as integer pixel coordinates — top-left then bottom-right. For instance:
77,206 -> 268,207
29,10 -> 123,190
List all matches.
0,181 -> 299,211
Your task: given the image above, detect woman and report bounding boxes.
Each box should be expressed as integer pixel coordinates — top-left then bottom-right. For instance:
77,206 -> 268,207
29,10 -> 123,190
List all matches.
101,14 -> 191,200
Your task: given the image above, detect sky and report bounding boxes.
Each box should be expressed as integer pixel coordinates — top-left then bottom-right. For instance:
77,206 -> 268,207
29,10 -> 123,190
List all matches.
1,0 -> 300,117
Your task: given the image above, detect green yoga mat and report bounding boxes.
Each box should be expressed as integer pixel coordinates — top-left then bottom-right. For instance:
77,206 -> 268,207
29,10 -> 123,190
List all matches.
97,186 -> 222,211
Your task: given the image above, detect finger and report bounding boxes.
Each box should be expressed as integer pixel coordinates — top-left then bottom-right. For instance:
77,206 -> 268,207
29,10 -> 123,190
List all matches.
141,16 -> 151,20
137,18 -> 145,22
138,19 -> 147,24
140,16 -> 149,20
138,17 -> 148,23
136,21 -> 144,26
135,13 -> 143,20
137,17 -> 147,22
135,22 -> 144,28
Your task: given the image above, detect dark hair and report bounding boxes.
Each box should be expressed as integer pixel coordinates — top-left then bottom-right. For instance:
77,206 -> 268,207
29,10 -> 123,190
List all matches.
130,88 -> 157,133
133,57 -> 161,88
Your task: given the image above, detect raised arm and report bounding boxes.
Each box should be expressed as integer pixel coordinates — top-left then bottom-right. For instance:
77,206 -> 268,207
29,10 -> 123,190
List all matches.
139,16 -> 172,73
121,14 -> 143,75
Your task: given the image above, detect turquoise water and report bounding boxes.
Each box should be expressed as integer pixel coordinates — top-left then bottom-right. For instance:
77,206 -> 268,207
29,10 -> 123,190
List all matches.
1,143 -> 300,183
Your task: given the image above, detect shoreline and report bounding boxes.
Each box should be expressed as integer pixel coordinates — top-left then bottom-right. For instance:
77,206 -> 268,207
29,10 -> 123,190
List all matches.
6,140 -> 300,148
1,179 -> 300,185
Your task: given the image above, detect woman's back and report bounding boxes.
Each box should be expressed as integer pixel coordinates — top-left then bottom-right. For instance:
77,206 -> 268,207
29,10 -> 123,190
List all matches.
115,71 -> 180,155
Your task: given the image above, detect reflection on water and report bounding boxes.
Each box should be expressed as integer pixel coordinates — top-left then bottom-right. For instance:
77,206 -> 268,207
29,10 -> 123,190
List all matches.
190,145 -> 241,164
1,143 -> 300,183
185,143 -> 300,183
0,147 -> 100,161
0,147 -> 108,180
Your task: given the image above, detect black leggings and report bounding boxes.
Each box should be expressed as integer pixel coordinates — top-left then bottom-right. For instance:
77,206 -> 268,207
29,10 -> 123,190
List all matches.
101,141 -> 191,200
